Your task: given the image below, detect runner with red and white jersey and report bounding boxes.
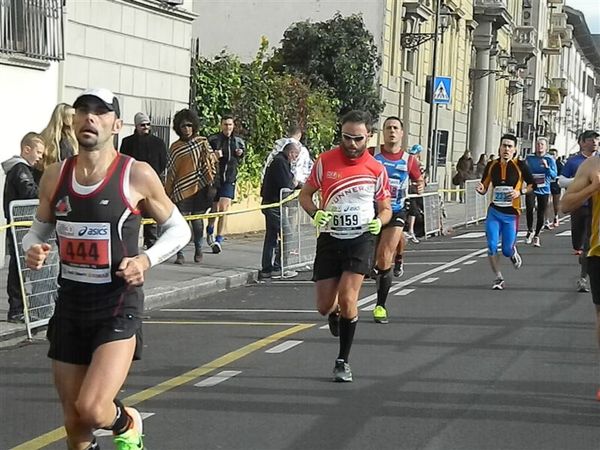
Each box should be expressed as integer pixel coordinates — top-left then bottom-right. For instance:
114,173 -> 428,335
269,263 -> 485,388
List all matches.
300,110 -> 392,382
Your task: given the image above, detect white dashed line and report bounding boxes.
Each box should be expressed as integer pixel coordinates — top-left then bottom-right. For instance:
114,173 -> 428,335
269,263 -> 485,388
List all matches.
420,277 -> 438,284
462,260 -> 477,265
444,268 -> 461,273
194,370 -> 242,387
266,340 -> 303,353
394,288 -> 416,296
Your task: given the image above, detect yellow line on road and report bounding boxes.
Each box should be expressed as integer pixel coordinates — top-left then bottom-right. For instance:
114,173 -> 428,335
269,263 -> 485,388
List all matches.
11,323 -> 314,450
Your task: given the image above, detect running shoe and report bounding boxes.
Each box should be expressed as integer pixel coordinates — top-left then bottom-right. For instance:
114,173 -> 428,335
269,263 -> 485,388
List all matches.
533,236 -> 541,248
210,241 -> 222,254
492,277 -> 505,290
525,231 -> 534,245
206,226 -> 215,246
510,249 -> 522,269
272,270 -> 298,279
194,248 -> 203,263
328,308 -> 340,337
114,407 -> 144,450
574,249 -> 583,256
332,358 -> 353,382
373,305 -> 389,324
174,254 -> 185,265
393,260 -> 404,277
543,221 -> 553,230
406,232 -> 420,244
577,277 -> 590,293
552,217 -> 559,228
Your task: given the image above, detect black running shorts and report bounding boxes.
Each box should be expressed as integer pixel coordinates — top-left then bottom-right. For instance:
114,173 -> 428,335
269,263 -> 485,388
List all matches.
550,181 -> 561,196
47,312 -> 143,365
384,209 -> 407,228
588,256 -> 600,305
312,232 -> 375,281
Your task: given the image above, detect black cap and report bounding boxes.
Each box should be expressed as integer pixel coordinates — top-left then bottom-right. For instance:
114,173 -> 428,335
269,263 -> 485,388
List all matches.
578,130 -> 599,142
73,88 -> 120,118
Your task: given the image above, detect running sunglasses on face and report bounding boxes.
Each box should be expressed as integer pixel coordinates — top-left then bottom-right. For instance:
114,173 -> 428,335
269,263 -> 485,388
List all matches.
341,133 -> 366,143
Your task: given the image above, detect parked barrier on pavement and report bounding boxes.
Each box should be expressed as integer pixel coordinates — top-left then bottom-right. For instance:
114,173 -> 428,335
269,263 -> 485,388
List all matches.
464,180 -> 487,226
9,199 -> 59,339
279,189 -> 316,274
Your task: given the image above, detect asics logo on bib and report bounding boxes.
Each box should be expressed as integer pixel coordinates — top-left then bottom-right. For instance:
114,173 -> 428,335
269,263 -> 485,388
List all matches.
78,226 -> 109,236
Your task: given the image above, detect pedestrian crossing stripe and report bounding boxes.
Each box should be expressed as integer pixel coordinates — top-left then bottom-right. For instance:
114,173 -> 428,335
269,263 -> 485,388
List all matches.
453,231 -> 530,239
556,230 -> 571,236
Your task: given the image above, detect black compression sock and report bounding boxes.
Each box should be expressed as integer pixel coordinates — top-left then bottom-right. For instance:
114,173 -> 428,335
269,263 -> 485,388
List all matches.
376,267 -> 392,307
104,399 -> 131,434
338,316 -> 358,362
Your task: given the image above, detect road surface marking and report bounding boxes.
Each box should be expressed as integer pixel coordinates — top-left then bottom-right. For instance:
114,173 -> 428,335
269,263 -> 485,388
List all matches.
266,340 -> 303,353
444,268 -> 461,273
394,288 -> 416,296
195,370 -> 242,387
420,277 -> 438,284
12,323 -> 314,450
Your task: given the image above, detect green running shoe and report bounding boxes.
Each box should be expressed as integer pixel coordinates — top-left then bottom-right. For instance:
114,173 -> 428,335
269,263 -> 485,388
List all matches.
373,305 -> 388,324
114,408 -> 144,450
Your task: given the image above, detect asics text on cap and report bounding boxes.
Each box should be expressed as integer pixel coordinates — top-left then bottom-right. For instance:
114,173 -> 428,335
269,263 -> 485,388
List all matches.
73,88 -> 121,118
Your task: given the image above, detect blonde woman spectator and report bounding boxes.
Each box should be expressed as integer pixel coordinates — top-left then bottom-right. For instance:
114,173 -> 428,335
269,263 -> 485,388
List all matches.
39,103 -> 78,172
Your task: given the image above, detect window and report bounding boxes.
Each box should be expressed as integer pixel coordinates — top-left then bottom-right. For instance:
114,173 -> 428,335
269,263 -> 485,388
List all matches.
0,0 -> 64,61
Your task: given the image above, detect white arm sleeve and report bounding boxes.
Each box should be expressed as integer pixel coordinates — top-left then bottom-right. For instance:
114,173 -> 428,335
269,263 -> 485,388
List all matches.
557,175 -> 573,188
143,207 -> 191,267
22,217 -> 55,252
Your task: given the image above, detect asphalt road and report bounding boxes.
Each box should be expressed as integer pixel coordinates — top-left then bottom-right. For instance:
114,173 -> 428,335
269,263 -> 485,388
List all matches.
2,221 -> 599,450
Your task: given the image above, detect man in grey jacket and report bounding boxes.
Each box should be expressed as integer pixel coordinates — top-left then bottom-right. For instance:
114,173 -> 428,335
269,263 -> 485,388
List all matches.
2,132 -> 44,322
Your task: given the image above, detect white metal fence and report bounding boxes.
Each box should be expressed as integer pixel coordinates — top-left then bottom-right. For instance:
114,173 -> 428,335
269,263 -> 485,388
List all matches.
9,199 -> 59,339
279,189 -> 316,274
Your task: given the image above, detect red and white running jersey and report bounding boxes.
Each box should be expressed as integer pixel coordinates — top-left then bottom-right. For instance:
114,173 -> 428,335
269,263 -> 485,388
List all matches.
306,147 -> 390,239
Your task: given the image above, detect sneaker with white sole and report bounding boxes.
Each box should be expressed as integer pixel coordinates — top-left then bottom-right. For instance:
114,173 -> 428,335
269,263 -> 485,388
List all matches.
332,358 -> 353,382
272,270 -> 298,279
492,277 -> 505,290
114,407 -> 144,450
510,249 -> 522,269
525,231 -> 533,245
577,277 -> 590,293
533,236 -> 541,247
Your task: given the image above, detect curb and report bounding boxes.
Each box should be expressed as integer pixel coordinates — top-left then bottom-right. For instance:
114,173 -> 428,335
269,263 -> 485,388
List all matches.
144,268 -> 259,311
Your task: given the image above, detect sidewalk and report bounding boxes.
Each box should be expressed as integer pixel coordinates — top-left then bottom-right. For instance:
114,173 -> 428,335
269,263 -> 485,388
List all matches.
0,200 -> 473,344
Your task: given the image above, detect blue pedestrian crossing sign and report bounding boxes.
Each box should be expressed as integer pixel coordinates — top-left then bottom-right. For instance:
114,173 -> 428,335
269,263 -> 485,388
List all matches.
433,76 -> 452,105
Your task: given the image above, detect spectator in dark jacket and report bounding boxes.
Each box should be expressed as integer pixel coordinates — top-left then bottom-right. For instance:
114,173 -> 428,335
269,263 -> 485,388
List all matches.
2,132 -> 44,322
259,142 -> 299,280
120,112 -> 167,249
206,115 -> 246,253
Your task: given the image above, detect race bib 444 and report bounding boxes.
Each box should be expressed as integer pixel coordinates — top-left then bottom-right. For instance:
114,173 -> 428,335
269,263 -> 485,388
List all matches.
56,221 -> 112,284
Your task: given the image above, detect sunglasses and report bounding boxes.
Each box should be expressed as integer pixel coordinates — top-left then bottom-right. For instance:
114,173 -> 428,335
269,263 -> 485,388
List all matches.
181,123 -> 194,129
341,133 -> 366,143
139,123 -> 151,127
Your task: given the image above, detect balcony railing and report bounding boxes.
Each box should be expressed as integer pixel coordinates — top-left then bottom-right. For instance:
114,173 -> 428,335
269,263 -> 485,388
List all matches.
474,0 -> 508,8
0,0 -> 64,61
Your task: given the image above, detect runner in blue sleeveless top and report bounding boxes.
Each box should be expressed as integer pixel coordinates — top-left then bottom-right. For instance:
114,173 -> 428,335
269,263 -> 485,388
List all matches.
371,117 -> 423,323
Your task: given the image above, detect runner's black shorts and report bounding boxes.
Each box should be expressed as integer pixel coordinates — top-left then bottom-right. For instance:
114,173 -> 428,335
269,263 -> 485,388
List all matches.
47,311 -> 143,365
312,232 -> 375,281
384,209 -> 407,228
550,181 -> 561,196
588,256 -> 600,305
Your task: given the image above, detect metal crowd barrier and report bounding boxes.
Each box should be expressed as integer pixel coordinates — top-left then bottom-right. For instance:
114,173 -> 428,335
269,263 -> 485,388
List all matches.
419,182 -> 442,238
464,180 -> 487,226
279,188 -> 316,274
9,199 -> 59,339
